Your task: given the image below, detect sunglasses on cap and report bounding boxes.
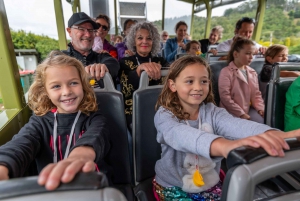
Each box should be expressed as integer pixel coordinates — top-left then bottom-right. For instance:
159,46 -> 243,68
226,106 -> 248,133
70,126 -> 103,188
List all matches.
97,23 -> 108,31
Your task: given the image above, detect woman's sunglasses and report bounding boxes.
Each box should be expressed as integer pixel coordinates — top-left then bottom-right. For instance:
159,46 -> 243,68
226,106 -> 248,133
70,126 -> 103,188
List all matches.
97,23 -> 108,31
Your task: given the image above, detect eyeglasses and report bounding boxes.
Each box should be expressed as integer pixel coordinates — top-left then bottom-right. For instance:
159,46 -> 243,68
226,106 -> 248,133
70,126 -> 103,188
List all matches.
97,23 -> 108,31
72,26 -> 97,34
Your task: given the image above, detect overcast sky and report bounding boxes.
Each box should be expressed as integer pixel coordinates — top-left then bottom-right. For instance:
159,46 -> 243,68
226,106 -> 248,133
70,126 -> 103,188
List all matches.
3,0 -> 244,39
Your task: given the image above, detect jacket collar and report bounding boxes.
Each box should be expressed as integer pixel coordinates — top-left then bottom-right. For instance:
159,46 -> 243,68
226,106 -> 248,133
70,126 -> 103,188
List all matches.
228,61 -> 256,84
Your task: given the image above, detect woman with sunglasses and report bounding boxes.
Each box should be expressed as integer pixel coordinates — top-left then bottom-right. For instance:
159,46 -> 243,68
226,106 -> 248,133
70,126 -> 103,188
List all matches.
94,14 -> 118,59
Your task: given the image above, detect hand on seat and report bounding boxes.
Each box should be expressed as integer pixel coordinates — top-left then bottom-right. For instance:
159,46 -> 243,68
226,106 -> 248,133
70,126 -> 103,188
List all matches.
38,146 -> 96,191
136,62 -> 162,80
240,113 -> 250,120
85,63 -> 109,80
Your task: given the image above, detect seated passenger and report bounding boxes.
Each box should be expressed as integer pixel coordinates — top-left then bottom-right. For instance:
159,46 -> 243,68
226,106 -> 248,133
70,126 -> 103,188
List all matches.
154,56 -> 300,200
285,76 -> 300,131
259,44 -> 300,100
199,25 -> 223,54
116,19 -> 137,61
164,21 -> 190,63
94,14 -> 118,59
160,30 -> 169,50
219,37 -> 264,123
114,35 -> 123,46
186,40 -> 205,58
118,21 -> 169,128
0,51 -> 110,190
217,17 -> 266,60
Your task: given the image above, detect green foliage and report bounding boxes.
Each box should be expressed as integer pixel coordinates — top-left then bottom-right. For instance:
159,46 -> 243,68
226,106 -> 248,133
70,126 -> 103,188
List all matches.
10,29 -> 59,61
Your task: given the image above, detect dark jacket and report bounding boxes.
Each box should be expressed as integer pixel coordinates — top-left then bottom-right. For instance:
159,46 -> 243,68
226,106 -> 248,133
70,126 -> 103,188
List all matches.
118,53 -> 169,126
62,43 -> 120,87
199,38 -> 219,54
0,110 -> 110,178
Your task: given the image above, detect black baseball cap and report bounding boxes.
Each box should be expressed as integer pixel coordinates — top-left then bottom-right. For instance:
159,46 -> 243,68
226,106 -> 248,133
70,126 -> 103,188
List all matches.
68,12 -> 99,29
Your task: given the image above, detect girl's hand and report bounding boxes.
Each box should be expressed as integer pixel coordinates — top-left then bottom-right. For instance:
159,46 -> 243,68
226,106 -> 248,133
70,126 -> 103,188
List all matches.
38,146 -> 96,191
136,62 -> 162,80
0,165 -> 9,180
240,114 -> 250,120
178,42 -> 186,50
258,110 -> 264,117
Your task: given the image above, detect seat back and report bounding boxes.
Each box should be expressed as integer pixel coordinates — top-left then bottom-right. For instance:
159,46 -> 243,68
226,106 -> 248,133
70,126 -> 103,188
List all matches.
209,61 -> 228,106
133,70 -> 169,185
221,140 -> 300,201
206,52 -> 228,63
161,48 -> 165,59
249,58 -> 265,76
265,63 -> 300,129
93,73 -> 133,198
175,53 -> 187,60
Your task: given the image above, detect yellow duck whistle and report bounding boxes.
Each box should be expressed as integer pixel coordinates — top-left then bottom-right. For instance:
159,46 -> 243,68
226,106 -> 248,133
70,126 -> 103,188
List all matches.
193,169 -> 205,187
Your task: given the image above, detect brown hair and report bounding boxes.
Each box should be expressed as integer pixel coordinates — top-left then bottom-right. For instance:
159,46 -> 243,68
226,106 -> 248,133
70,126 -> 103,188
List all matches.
115,35 -> 123,42
96,14 -> 111,30
265,44 -> 288,63
175,21 -> 188,32
155,56 -> 215,120
28,51 -> 97,116
186,40 -> 201,52
227,37 -> 255,64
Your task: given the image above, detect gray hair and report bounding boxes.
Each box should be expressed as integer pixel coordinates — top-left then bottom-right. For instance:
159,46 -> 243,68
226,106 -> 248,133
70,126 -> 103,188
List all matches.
211,25 -> 224,39
126,21 -> 161,56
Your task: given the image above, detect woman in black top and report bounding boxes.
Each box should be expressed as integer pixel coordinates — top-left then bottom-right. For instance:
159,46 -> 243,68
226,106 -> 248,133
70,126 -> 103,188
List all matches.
118,21 -> 169,127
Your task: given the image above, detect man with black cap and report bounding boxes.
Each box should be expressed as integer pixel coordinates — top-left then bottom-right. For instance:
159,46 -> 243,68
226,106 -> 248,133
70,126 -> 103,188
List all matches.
63,12 -> 119,87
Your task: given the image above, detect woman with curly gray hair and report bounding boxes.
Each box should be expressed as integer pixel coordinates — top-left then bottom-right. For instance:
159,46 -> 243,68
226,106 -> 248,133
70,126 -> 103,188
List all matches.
118,21 -> 169,128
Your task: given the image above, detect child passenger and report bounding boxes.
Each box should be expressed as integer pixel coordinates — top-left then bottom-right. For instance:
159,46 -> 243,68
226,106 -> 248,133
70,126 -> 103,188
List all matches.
259,44 -> 300,100
218,37 -> 264,123
0,51 -> 109,190
153,56 -> 300,200
186,40 -> 203,57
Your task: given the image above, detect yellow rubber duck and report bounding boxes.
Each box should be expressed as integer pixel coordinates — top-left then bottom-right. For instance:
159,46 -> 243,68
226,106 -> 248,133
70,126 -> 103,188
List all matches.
193,169 -> 205,187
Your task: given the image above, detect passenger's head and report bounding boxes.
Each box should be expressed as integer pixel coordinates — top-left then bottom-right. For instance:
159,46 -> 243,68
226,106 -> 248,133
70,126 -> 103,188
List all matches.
115,35 -> 123,44
234,17 -> 256,39
67,12 -> 99,56
161,30 -> 169,42
228,37 -> 256,65
156,56 -> 214,120
123,19 -> 137,36
186,40 -> 201,56
126,21 -> 161,56
265,44 -> 288,64
174,21 -> 188,41
209,25 -> 224,44
95,14 -> 110,40
28,51 -> 97,116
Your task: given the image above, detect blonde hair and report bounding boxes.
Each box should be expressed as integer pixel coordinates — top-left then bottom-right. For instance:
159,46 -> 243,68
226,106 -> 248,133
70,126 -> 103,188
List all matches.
28,51 -> 97,116
265,44 -> 288,63
211,25 -> 224,39
156,56 -> 215,120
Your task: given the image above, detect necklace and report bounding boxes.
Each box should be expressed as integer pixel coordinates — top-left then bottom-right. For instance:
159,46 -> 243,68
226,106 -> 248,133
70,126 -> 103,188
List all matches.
135,56 -> 151,66
53,111 -> 81,163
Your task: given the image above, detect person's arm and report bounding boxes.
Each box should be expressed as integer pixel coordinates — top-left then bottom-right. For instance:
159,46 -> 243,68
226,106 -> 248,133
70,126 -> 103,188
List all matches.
280,71 -> 300,77
38,146 -> 96,190
154,107 -> 222,159
0,165 -> 9,180
218,68 -> 245,117
97,53 -> 120,79
0,115 -> 42,178
164,39 -> 178,63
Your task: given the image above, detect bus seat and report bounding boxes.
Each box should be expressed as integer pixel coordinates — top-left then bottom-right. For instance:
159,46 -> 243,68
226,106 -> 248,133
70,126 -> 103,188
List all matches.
161,48 -> 165,59
132,70 -> 169,201
249,58 -> 265,76
175,53 -> 187,60
0,172 -> 127,201
94,73 -> 134,201
209,61 -> 227,106
265,63 -> 300,129
206,52 -> 228,63
221,139 -> 300,201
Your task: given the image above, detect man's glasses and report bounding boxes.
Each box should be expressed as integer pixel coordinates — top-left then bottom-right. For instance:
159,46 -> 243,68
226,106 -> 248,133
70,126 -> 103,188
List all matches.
72,26 -> 97,34
97,23 -> 108,31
